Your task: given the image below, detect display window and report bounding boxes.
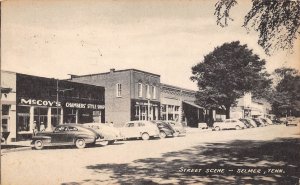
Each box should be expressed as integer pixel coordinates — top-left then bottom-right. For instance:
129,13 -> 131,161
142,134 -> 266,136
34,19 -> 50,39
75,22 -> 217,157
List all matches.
34,107 -> 48,131
17,106 -> 30,132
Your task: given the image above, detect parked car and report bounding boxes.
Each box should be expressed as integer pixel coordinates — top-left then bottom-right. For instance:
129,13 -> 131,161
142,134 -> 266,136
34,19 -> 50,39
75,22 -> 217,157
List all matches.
119,121 -> 160,140
151,121 -> 175,138
253,118 -> 266,127
213,119 -> 245,131
83,123 -> 123,146
166,121 -> 187,136
239,119 -> 254,128
31,124 -> 101,150
286,117 -> 298,126
244,118 -> 258,127
198,122 -> 209,129
261,117 -> 273,125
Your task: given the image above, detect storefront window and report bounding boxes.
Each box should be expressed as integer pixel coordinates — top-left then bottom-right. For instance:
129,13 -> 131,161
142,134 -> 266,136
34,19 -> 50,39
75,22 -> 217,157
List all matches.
141,106 -> 146,120
93,111 -> 101,123
64,108 -> 77,123
78,109 -> 93,123
161,105 -> 166,112
17,106 -> 30,132
34,107 -> 48,131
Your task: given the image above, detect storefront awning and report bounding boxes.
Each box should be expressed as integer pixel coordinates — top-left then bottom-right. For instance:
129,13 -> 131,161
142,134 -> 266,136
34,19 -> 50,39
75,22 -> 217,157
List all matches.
182,101 -> 204,109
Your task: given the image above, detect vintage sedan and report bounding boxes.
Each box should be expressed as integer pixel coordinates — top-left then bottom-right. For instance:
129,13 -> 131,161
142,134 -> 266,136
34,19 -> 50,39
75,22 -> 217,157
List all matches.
83,123 -> 123,146
151,121 -> 175,138
213,119 -> 245,131
31,124 -> 100,150
119,121 -> 160,140
166,121 -> 187,136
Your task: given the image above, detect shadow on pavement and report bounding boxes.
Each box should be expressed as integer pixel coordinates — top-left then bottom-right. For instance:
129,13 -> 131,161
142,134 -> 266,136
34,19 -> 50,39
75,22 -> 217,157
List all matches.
62,137 -> 300,185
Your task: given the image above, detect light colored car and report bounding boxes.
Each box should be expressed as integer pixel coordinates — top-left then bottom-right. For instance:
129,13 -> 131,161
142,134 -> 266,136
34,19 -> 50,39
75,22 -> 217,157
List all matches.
83,123 -> 123,146
119,121 -> 160,140
213,119 -> 245,131
198,122 -> 209,129
286,117 -> 298,126
166,121 -> 186,136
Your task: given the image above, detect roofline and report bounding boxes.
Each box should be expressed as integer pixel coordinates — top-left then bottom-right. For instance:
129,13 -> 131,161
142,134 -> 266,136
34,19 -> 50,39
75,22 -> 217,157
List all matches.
2,70 -> 104,89
160,83 -> 197,94
70,68 -> 160,79
1,70 -> 17,74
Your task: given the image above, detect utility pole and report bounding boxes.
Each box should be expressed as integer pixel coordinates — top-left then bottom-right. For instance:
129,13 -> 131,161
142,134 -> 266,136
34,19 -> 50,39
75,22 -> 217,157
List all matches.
56,79 -> 73,126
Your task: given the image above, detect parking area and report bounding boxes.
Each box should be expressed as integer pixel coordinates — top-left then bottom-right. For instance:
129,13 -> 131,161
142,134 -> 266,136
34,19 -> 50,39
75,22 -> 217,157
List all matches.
2,124 -> 299,185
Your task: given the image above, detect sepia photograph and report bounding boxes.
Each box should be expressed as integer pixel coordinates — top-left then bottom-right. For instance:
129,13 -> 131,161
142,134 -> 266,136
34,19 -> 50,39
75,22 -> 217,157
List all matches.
1,0 -> 300,184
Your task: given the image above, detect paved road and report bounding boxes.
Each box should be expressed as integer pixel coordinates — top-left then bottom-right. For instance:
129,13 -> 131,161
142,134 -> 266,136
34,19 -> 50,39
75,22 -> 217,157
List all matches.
2,125 -> 300,185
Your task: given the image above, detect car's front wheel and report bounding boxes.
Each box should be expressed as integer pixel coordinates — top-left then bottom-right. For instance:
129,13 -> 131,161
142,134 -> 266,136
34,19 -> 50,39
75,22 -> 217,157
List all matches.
173,131 -> 179,137
235,125 -> 241,130
215,126 -> 220,131
34,140 -> 44,150
141,133 -> 150,140
75,138 -> 86,149
159,131 -> 167,139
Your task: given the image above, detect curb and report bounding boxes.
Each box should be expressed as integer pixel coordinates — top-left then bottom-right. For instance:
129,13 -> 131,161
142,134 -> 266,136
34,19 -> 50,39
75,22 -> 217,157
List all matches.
1,146 -> 32,154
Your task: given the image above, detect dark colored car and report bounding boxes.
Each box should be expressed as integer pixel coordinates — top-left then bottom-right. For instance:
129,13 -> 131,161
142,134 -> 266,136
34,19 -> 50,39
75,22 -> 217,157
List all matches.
31,124 -> 101,150
253,118 -> 266,127
151,121 -> 175,138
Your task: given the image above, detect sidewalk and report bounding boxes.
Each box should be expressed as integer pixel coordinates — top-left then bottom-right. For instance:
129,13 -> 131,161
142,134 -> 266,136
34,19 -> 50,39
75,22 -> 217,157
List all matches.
1,140 -> 32,153
185,127 -> 213,133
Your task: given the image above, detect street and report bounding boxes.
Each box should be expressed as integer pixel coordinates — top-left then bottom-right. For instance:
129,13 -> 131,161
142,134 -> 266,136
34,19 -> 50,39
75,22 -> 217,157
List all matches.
2,125 -> 300,185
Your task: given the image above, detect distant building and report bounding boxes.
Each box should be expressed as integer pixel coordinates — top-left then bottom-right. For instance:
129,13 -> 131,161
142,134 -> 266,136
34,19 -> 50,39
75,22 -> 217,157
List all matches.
230,93 -> 271,120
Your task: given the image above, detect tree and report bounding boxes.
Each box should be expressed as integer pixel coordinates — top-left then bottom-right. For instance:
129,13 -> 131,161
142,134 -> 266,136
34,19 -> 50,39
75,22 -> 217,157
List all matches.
214,0 -> 300,55
272,68 -> 300,117
191,41 -> 272,119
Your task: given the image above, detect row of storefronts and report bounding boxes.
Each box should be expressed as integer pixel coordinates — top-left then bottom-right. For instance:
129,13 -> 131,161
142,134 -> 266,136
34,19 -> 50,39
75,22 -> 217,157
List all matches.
1,71 -> 105,142
3,69 -> 270,142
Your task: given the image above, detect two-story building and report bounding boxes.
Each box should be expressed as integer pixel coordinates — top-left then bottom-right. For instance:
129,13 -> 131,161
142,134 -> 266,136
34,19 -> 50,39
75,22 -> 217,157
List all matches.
69,69 -> 160,126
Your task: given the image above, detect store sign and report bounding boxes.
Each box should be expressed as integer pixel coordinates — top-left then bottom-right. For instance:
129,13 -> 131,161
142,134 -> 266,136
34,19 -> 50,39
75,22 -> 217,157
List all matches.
19,98 -> 104,109
65,102 -> 105,110
20,98 -> 61,107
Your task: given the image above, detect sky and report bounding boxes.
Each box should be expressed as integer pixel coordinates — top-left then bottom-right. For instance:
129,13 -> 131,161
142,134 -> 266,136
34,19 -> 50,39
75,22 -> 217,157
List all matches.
2,0 -> 299,90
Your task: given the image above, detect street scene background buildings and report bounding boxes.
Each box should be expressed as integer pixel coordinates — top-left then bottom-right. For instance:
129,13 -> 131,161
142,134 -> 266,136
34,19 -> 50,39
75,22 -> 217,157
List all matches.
1,0 -> 300,185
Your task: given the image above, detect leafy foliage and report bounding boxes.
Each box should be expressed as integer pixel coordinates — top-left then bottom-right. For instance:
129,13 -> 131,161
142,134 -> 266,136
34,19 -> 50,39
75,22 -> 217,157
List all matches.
272,68 -> 300,116
215,0 -> 300,55
191,41 -> 272,118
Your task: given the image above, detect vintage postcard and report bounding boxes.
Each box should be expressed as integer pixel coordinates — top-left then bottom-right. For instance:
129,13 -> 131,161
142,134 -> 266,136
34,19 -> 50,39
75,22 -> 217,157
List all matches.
1,0 -> 300,184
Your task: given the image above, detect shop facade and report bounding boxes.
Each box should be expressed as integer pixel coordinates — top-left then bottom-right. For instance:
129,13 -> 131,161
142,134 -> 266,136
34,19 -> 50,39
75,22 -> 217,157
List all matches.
160,83 -> 205,127
69,68 -> 160,126
16,74 -> 105,141
1,71 -> 17,142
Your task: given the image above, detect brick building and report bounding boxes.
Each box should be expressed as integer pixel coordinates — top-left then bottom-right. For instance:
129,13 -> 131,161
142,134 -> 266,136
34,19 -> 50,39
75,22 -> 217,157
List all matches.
69,69 -> 160,126
160,83 -> 205,127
